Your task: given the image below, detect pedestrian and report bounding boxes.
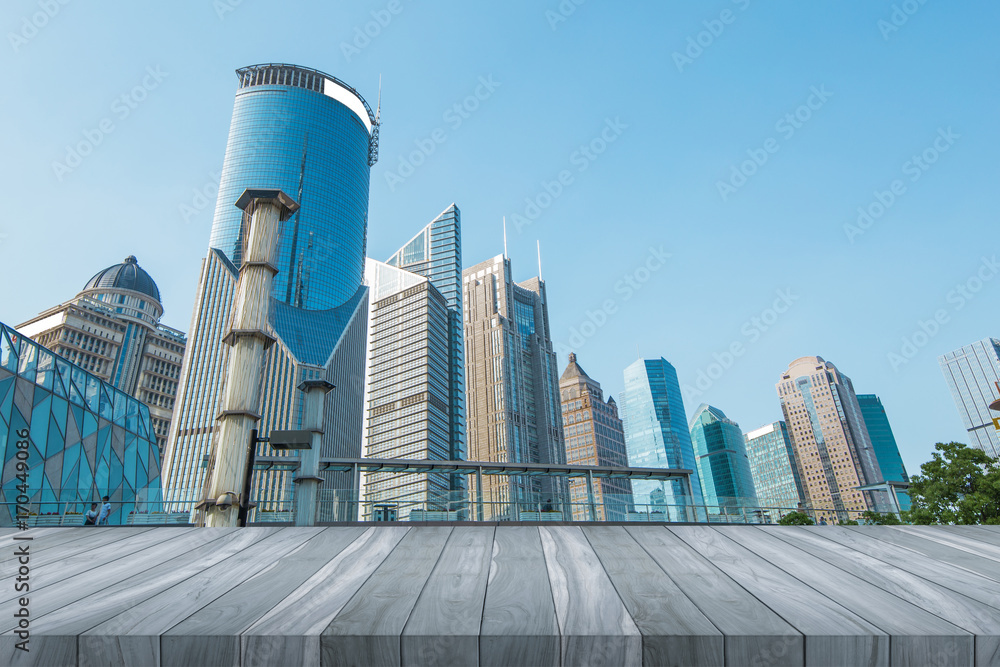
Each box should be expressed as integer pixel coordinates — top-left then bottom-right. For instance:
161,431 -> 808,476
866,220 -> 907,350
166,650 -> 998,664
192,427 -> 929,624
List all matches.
84,503 -> 99,526
97,496 -> 112,525
819,516 -> 828,525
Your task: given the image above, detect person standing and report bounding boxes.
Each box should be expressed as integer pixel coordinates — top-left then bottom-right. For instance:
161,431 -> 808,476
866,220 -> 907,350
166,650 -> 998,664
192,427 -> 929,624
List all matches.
97,496 -> 112,525
84,503 -> 99,526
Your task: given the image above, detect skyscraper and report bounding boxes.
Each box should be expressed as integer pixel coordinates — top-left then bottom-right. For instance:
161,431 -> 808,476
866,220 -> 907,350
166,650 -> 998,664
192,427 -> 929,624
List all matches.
688,404 -> 757,517
744,421 -> 805,516
161,64 -> 378,518
463,254 -> 566,518
559,352 -> 632,520
17,256 -> 187,449
777,356 -> 888,522
620,357 -> 704,519
361,205 -> 464,518
856,394 -> 911,511
938,338 -> 1000,458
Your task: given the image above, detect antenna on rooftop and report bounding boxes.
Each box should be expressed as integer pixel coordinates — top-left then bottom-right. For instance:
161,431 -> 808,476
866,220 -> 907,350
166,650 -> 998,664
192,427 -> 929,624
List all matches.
503,216 -> 508,259
537,240 -> 542,280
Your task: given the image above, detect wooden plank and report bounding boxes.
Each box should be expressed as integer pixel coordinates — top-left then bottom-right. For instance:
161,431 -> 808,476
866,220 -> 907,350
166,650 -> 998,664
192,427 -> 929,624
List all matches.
669,526 -> 888,667
626,526 -> 803,667
400,526 -> 494,667
849,526 -> 1000,583
539,526 -> 642,667
935,525 -> 1000,548
0,526 -> 114,552
241,526 -> 409,667
79,527 -> 323,666
762,527 -> 1000,664
479,526 -> 560,667
583,525 -> 723,667
720,526 -> 974,667
321,526 -> 453,666
890,526 -> 1000,563
161,526 -> 368,667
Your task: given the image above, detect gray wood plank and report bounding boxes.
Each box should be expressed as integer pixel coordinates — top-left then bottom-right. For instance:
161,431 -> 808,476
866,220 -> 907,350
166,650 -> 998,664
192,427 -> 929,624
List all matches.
849,526 -> 1000,583
625,526 -> 803,667
400,525 -> 494,667
539,526 -> 641,667
0,526 -> 114,552
321,526 -> 453,667
162,526 -> 368,667
479,526 -> 560,667
241,526 -> 409,667
79,527 -> 323,666
935,525 -> 1000,548
583,525 -> 724,667
669,526 -> 888,667
719,526 -> 974,667
761,526 -> 1000,665
891,526 -> 1000,563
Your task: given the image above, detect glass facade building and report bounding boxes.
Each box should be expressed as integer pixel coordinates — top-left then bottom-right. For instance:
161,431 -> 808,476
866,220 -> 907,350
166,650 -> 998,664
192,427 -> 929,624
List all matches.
162,64 -> 377,519
744,421 -> 805,515
689,404 -> 757,517
620,358 -> 704,518
856,394 -> 911,511
1,321 -> 162,526
938,338 -> 1000,458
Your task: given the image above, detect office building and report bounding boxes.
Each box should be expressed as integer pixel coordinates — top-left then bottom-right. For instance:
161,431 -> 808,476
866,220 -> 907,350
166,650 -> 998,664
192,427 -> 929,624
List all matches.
362,205 -> 465,519
777,356 -> 889,522
689,404 -> 757,517
938,338 -> 1000,458
620,357 -> 704,519
744,421 -> 805,518
857,394 -> 911,511
559,352 -> 632,520
16,256 -> 186,449
1,321 -> 162,525
463,254 -> 567,518
161,64 -> 378,519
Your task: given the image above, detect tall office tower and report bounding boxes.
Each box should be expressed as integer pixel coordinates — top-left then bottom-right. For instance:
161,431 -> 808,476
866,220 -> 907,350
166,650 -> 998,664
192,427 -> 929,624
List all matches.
777,356 -> 888,523
856,394 -> 911,511
362,205 -> 465,518
744,421 -> 806,515
17,256 -> 187,449
938,338 -> 1000,458
688,404 -> 757,516
559,352 -> 633,520
620,358 -> 704,519
463,254 -> 567,518
161,64 -> 378,518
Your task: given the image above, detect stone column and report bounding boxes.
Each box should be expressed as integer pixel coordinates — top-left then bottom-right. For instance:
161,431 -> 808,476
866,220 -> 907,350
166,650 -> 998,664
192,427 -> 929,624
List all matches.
294,379 -> 334,526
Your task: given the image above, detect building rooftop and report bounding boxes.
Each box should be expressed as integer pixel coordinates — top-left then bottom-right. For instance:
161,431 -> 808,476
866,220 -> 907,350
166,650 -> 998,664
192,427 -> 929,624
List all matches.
82,255 -> 161,304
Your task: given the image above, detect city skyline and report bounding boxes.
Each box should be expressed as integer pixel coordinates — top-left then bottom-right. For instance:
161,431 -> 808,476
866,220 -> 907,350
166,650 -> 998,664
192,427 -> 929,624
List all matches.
3,3 -> 999,480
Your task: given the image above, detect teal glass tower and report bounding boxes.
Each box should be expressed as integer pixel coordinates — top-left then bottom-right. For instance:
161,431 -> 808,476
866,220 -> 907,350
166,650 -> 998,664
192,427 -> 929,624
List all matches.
620,358 -> 704,518
689,404 -> 758,516
857,394 -> 911,511
744,421 -> 805,513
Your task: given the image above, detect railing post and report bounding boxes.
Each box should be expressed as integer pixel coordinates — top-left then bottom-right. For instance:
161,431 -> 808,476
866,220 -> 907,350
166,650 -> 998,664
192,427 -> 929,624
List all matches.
586,470 -> 597,522
476,466 -> 484,521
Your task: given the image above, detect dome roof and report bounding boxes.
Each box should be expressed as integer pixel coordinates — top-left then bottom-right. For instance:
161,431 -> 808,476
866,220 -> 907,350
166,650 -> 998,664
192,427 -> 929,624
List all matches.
83,255 -> 161,303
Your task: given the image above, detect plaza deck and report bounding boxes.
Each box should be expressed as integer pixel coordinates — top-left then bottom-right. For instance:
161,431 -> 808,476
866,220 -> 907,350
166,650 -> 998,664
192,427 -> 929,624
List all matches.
2,525 -> 999,666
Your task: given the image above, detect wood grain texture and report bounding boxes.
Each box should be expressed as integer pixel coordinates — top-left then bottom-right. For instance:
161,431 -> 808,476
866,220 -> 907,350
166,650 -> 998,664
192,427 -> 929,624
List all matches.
719,526 -> 974,667
479,526 -> 560,667
625,526 -> 803,667
891,526 -> 1000,563
321,526 -> 453,667
669,526 -> 888,667
849,526 -> 1000,583
400,526 -> 494,667
241,526 -> 409,667
583,525 -> 723,667
162,526 -> 368,667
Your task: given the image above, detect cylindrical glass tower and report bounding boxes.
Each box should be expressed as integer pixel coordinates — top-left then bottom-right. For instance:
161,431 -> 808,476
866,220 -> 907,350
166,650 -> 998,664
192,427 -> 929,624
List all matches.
208,63 -> 377,310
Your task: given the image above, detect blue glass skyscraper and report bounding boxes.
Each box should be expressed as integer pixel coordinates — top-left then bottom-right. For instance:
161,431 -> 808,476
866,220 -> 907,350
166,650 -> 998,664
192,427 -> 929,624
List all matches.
689,404 -> 757,516
744,421 -> 805,514
857,394 -> 911,511
620,358 -> 704,518
938,338 -> 1000,458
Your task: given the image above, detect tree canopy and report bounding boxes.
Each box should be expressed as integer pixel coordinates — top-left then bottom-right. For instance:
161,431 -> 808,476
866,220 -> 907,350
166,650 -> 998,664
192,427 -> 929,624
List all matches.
905,441 -> 1000,525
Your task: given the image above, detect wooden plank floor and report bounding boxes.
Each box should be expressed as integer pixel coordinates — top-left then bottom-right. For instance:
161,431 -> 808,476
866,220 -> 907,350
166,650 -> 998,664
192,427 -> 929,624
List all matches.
1,525 -> 998,666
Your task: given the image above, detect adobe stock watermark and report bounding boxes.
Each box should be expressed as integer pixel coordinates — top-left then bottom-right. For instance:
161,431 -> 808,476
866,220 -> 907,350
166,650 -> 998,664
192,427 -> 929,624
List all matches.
554,245 -> 671,355
51,66 -> 169,182
672,0 -> 751,73
546,0 -> 585,31
510,117 -> 627,233
214,0 -> 245,20
384,75 -> 501,192
178,170 -> 222,224
8,0 -> 71,53
341,0 -> 410,62
682,288 -> 799,403
878,0 -> 930,41
716,85 -> 832,202
843,127 -> 958,243
887,255 -> 998,371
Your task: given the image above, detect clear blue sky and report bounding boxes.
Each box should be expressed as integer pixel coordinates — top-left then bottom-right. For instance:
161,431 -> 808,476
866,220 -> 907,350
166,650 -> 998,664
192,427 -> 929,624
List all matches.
3,1 -> 998,478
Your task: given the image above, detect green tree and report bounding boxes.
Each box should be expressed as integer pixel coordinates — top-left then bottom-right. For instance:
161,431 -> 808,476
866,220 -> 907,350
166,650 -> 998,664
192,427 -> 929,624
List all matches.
778,511 -> 815,526
858,510 -> 901,525
905,442 -> 1000,525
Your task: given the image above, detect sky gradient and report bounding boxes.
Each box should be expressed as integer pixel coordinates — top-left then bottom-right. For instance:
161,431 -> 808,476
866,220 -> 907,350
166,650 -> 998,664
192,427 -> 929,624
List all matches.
3,1 -> 998,478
